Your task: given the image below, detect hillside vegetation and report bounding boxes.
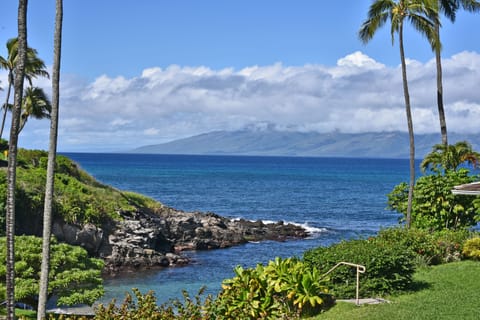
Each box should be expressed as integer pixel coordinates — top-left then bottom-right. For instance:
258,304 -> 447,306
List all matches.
0,149 -> 163,236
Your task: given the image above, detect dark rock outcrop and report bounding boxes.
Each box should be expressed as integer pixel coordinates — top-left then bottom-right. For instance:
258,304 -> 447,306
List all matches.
52,205 -> 308,274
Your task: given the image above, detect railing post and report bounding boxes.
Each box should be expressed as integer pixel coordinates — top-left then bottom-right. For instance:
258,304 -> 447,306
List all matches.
322,261 -> 366,306
356,265 -> 360,305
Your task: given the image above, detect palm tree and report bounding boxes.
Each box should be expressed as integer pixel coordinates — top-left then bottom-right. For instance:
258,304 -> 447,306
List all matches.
5,1 -> 28,319
37,1 -> 63,318
433,0 -> 480,146
3,87 -> 52,133
359,0 -> 439,228
18,86 -> 52,133
421,141 -> 480,173
0,38 -> 49,140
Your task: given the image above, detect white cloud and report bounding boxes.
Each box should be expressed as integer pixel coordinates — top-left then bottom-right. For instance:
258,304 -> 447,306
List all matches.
110,118 -> 132,127
2,51 -> 479,152
144,128 -> 160,136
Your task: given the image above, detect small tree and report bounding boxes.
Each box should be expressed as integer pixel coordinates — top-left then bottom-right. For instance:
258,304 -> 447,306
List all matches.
0,235 -> 104,309
388,169 -> 480,230
389,141 -> 480,230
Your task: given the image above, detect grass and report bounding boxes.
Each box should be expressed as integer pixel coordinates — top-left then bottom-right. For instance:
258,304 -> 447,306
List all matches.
0,309 -> 36,319
310,260 -> 480,320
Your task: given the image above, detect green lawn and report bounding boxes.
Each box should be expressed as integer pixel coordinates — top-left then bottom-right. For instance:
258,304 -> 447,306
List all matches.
311,260 -> 480,320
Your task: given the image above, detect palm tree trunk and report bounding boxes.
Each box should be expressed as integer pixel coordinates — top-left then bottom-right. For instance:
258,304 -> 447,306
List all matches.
6,1 -> 28,319
399,24 -> 415,229
0,73 -> 13,140
435,22 -> 448,146
37,1 -> 63,318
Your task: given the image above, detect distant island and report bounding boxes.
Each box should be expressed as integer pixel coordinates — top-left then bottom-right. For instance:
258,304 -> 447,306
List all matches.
131,129 -> 480,159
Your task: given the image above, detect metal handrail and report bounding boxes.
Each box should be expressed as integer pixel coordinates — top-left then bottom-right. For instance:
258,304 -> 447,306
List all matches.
322,262 -> 366,306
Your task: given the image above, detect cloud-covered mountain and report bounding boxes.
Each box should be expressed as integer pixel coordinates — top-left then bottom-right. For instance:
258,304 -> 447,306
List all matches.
3,51 -> 480,153
132,129 -> 480,159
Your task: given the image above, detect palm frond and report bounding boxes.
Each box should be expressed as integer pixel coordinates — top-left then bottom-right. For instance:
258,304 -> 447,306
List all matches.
459,0 -> 480,12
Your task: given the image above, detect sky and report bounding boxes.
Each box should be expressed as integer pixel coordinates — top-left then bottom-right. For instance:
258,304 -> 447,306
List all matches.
0,0 -> 479,152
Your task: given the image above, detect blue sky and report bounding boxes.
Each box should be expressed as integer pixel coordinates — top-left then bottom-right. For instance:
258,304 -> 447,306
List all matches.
0,1 -> 479,152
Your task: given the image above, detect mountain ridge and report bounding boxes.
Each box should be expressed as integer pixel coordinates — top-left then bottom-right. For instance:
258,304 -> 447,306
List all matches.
132,130 -> 480,159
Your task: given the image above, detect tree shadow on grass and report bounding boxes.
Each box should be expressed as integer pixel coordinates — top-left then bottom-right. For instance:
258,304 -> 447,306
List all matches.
405,279 -> 431,293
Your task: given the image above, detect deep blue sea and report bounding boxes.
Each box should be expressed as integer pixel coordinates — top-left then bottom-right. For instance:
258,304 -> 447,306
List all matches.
63,153 -> 417,305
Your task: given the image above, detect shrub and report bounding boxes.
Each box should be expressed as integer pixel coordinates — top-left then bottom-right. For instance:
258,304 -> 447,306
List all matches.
0,236 -> 104,309
95,287 -> 214,320
95,288 -> 167,320
303,238 -> 415,299
462,237 -> 480,260
208,257 -> 333,319
377,227 -> 471,265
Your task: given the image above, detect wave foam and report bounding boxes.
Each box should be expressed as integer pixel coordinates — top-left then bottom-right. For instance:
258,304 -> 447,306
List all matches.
230,217 -> 327,237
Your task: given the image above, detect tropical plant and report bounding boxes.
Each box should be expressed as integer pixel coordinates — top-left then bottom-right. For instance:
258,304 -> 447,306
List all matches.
4,3 -> 28,319
95,287 -> 214,320
38,1 -> 64,318
95,288 -> 168,320
3,86 -> 52,135
0,37 -> 49,140
420,141 -> 480,173
18,86 -> 52,133
0,236 -> 104,309
388,168 -> 480,230
213,264 -> 288,319
432,0 -> 480,146
263,257 -> 332,317
359,0 -> 439,228
210,258 -> 332,319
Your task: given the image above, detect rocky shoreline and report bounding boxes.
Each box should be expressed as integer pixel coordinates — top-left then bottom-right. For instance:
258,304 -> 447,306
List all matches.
51,205 -> 308,275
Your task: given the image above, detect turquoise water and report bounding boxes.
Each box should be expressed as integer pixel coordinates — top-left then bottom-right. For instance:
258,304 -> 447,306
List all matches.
64,153 -> 415,304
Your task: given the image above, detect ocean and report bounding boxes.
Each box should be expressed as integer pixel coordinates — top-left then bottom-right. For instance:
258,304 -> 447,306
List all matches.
63,153 -> 415,305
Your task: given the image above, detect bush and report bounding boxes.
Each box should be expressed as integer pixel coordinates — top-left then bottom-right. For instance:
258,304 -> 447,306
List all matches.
303,238 -> 415,299
209,257 -> 333,319
95,288 -> 173,320
95,287 -> 217,320
0,236 -> 104,309
462,237 -> 480,260
377,227 -> 471,265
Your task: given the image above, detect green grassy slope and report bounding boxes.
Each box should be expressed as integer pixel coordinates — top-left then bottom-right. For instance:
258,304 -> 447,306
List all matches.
313,260 -> 480,320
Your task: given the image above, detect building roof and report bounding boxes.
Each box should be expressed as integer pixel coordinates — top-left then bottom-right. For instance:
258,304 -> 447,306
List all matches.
452,182 -> 480,195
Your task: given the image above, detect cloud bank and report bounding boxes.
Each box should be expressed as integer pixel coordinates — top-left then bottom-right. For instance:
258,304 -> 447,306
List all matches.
1,51 -> 479,152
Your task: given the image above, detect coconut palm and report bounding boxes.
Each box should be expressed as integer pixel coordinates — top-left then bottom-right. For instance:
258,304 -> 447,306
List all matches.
38,1 -> 63,318
3,86 -> 52,133
5,2 -> 28,319
421,141 -> 480,173
17,86 -> 52,133
433,0 -> 480,146
0,37 -> 49,139
359,0 -> 439,228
